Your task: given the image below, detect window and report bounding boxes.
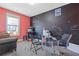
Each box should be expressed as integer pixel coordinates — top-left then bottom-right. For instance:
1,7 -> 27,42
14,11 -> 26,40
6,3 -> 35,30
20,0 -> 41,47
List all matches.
6,13 -> 20,36
54,8 -> 61,16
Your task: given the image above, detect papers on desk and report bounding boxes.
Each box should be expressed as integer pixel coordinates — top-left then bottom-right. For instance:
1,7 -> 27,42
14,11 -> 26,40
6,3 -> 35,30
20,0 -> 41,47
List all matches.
52,37 -> 57,40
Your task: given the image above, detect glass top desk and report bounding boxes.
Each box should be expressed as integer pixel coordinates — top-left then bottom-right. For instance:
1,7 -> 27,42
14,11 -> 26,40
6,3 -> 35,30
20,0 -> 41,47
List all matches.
42,37 -> 60,56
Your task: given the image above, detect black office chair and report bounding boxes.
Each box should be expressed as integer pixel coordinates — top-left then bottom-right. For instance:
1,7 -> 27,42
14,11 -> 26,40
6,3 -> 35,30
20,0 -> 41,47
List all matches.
57,34 -> 72,55
59,34 -> 72,48
30,32 -> 42,54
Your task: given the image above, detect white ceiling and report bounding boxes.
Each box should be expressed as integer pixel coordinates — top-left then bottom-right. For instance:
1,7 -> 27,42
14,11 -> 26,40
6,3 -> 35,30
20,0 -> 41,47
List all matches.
0,3 -> 68,17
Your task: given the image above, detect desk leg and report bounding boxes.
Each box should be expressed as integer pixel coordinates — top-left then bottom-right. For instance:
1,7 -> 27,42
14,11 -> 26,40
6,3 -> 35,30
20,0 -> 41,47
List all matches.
53,40 -> 60,56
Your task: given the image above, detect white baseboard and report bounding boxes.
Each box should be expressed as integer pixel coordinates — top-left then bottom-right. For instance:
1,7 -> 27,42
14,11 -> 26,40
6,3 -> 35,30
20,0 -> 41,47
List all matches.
68,43 -> 79,54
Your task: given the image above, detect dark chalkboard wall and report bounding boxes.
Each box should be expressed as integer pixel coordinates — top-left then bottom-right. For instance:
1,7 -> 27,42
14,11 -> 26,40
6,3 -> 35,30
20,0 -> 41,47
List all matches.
31,3 -> 79,45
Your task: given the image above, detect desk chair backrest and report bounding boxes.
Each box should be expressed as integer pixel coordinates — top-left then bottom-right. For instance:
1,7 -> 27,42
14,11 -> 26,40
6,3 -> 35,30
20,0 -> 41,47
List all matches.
67,34 -> 72,43
59,34 -> 72,47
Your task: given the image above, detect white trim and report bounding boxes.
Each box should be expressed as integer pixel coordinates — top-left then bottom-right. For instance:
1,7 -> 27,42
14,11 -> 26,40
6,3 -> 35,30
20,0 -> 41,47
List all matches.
6,13 -> 20,18
68,43 -> 79,54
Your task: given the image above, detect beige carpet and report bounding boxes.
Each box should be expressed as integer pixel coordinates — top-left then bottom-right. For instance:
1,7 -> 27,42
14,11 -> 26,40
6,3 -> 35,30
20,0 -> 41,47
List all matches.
3,41 -> 79,56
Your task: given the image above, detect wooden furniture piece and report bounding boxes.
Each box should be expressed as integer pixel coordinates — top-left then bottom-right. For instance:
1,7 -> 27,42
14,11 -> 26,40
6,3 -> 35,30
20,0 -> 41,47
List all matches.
0,32 -> 10,39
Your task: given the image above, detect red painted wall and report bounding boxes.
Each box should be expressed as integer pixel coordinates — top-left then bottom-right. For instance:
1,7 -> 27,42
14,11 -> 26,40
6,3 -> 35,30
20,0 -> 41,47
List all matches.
0,7 -> 30,39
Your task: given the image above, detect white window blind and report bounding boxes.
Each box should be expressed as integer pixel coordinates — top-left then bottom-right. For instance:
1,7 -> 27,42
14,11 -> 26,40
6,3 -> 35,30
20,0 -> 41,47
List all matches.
6,13 -> 20,36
